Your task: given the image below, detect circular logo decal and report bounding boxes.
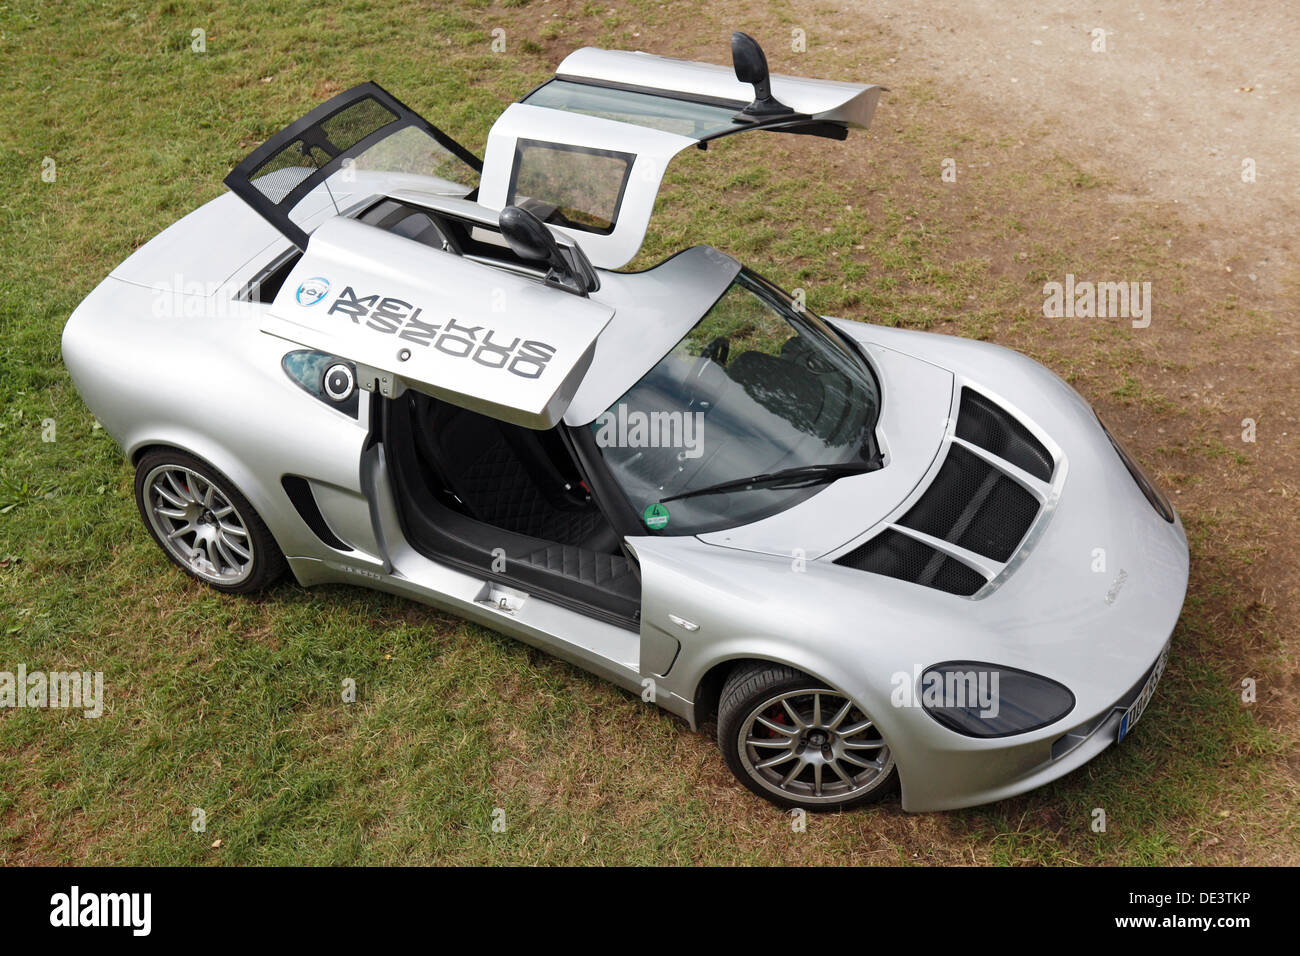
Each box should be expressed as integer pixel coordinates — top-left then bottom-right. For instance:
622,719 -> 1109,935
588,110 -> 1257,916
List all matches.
643,502 -> 670,531
295,277 -> 331,306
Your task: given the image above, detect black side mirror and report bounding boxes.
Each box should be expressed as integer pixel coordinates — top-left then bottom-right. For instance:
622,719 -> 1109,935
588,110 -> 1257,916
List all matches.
731,32 -> 792,118
498,205 -> 587,295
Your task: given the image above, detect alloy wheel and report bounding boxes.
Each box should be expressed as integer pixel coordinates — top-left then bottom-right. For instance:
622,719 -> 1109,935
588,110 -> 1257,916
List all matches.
142,464 -> 256,586
738,688 -> 894,805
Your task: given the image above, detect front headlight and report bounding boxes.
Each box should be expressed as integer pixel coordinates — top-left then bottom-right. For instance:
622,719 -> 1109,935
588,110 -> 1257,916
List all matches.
920,662 -> 1075,737
1097,415 -> 1176,523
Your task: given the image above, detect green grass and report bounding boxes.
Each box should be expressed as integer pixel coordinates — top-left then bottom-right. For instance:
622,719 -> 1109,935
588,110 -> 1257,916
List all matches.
1,0 -> 1295,865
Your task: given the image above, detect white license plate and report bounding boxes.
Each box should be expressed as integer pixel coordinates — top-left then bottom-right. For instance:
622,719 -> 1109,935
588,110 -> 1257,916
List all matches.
1117,645 -> 1169,742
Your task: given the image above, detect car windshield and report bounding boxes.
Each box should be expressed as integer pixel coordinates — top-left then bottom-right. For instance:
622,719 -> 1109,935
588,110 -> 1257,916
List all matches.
592,270 -> 882,535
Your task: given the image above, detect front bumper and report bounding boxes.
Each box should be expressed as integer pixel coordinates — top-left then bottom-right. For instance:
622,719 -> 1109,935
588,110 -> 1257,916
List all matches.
899,637 -> 1173,811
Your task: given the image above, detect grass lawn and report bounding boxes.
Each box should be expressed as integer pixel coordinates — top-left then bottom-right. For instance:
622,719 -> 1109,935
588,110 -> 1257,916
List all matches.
0,0 -> 1295,864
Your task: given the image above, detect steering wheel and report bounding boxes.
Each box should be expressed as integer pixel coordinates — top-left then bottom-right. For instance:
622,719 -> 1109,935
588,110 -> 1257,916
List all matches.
687,336 -> 730,407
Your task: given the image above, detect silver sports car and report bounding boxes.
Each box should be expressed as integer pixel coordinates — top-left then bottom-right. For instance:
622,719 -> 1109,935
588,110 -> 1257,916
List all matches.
62,34 -> 1188,812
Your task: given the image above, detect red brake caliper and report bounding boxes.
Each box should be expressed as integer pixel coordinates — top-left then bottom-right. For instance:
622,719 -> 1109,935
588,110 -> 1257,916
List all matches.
765,706 -> 790,737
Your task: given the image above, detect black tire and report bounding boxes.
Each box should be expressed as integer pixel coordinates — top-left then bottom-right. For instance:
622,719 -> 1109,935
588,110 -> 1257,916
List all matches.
717,662 -> 898,811
134,448 -> 286,594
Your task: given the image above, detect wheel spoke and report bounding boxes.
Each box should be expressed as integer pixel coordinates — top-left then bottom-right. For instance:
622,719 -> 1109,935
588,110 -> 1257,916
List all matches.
155,506 -> 188,520
746,735 -> 792,749
842,751 -> 883,770
781,699 -> 806,729
205,538 -> 225,575
155,485 -> 187,509
812,762 -> 823,796
829,759 -> 854,786
166,472 -> 192,503
755,751 -> 797,770
166,525 -> 193,541
837,719 -> 874,738
221,534 -> 250,560
842,738 -> 885,750
827,698 -> 853,731
215,536 -> 240,572
812,693 -> 822,727
780,758 -> 807,787
755,715 -> 798,737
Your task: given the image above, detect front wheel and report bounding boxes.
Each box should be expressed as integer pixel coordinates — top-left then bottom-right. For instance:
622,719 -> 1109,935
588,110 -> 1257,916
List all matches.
718,663 -> 898,811
134,449 -> 285,594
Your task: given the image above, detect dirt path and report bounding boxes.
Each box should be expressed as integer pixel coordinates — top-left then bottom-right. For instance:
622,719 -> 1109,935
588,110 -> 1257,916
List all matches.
847,0 -> 1300,280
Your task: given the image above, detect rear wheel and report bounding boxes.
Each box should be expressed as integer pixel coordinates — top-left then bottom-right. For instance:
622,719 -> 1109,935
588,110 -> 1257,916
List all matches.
718,663 -> 897,810
134,449 -> 285,594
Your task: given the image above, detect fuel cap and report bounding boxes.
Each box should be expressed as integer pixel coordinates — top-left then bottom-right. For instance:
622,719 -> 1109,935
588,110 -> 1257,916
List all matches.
322,362 -> 355,402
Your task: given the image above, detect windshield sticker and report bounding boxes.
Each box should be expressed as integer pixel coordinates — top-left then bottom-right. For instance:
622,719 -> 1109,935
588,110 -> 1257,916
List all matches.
643,502 -> 670,531
324,286 -> 557,379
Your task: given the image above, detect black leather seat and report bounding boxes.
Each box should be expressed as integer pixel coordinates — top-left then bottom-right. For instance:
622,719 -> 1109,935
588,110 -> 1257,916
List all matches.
389,393 -> 640,624
413,398 -> 615,550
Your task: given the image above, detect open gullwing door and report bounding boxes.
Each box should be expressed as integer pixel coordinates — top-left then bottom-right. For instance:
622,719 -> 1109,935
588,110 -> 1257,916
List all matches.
262,216 -> 614,429
476,33 -> 883,269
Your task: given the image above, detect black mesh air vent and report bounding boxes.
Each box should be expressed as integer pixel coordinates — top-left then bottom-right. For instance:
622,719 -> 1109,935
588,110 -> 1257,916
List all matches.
835,529 -> 986,597
281,475 -> 352,551
898,444 -> 1039,562
956,388 -> 1054,482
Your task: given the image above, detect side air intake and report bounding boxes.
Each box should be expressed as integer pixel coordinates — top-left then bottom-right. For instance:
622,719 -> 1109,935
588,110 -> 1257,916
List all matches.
282,475 -> 353,552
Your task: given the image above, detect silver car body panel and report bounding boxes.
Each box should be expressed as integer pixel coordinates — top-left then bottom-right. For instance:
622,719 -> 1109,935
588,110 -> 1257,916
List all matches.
62,45 -> 1187,813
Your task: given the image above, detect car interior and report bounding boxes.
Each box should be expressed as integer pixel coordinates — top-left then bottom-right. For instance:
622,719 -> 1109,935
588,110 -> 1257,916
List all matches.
382,391 -> 642,628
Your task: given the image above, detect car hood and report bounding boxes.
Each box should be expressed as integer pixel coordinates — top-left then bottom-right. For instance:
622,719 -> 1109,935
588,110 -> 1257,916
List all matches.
695,317 -> 1189,673
696,333 -> 954,558
663,317 -> 1188,720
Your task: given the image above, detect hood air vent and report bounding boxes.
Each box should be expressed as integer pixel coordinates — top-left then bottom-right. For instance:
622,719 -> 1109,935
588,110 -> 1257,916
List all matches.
835,391 -> 1055,596
955,388 -> 1054,482
836,529 -> 986,596
897,444 -> 1038,563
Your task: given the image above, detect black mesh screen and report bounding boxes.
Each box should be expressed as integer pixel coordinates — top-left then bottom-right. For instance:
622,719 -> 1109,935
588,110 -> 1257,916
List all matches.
955,388 -> 1054,482
248,145 -> 325,203
227,82 -> 485,250
955,473 -> 1038,561
248,96 -> 399,204
898,444 -> 1038,563
835,529 -> 986,597
319,98 -> 398,152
